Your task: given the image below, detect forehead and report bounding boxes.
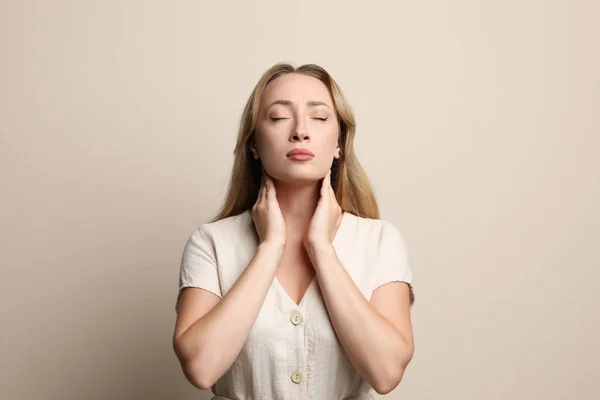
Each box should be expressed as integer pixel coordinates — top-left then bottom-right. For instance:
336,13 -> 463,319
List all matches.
260,73 -> 333,107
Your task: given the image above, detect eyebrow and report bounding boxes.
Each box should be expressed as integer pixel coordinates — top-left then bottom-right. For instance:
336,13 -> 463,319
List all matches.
266,100 -> 331,110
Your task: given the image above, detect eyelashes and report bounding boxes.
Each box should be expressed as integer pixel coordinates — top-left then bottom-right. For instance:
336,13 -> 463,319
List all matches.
270,117 -> 328,122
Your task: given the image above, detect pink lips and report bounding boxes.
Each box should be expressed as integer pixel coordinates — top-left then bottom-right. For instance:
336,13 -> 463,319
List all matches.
287,148 -> 314,161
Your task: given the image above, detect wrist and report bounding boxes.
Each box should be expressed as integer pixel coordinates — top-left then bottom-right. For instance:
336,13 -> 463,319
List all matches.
258,240 -> 286,255
305,241 -> 334,257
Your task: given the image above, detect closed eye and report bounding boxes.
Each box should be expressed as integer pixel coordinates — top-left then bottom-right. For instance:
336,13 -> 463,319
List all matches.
270,117 -> 328,122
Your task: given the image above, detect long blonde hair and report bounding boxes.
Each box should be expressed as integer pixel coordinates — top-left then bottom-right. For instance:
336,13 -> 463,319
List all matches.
210,62 -> 380,223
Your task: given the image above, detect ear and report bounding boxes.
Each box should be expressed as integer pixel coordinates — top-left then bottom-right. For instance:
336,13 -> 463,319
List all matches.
250,140 -> 260,159
334,145 -> 341,159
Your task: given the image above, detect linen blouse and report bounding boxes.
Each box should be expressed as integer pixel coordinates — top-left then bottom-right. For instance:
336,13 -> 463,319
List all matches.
177,210 -> 413,400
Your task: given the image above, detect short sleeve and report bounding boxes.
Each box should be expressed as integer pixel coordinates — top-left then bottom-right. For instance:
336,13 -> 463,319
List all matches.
176,225 -> 223,309
365,221 -> 413,301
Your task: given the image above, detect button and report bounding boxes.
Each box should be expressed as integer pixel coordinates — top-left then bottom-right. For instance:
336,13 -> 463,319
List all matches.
291,371 -> 302,384
290,311 -> 303,325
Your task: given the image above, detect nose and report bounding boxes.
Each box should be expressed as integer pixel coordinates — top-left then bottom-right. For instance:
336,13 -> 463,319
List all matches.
290,120 -> 310,142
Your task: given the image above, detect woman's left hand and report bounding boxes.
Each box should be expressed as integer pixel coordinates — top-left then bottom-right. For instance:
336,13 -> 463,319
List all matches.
304,170 -> 343,249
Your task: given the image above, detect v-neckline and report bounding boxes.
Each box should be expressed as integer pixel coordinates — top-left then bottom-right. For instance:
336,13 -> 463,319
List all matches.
272,211 -> 349,309
273,274 -> 316,308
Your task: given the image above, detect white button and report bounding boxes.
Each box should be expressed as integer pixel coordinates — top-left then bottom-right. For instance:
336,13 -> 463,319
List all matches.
291,371 -> 302,383
290,311 -> 303,325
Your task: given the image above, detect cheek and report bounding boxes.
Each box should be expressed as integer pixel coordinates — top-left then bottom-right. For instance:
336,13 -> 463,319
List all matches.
322,130 -> 340,153
254,126 -> 277,151
256,134 -> 282,157
254,130 -> 285,170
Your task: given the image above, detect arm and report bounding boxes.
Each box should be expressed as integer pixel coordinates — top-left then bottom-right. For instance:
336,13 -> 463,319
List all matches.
306,243 -> 414,395
173,242 -> 284,389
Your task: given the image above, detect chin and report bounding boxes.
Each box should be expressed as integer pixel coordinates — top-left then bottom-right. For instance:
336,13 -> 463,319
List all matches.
275,168 -> 324,184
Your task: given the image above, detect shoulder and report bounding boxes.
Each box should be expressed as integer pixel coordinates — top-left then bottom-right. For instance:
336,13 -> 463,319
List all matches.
196,210 -> 255,246
342,213 -> 408,259
345,212 -> 399,241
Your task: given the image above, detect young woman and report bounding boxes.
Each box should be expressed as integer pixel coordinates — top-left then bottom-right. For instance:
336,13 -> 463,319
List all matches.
173,62 -> 415,400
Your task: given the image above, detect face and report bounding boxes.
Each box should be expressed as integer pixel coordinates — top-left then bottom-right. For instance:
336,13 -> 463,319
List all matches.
252,73 -> 341,184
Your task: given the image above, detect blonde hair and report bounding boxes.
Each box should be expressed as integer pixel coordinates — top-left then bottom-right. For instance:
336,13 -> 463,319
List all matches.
210,62 -> 380,223
208,62 -> 415,306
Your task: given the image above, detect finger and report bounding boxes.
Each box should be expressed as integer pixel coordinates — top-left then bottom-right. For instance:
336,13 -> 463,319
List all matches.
267,180 -> 277,203
330,187 -> 338,205
321,174 -> 329,198
256,183 -> 264,204
261,182 -> 267,203
263,169 -> 274,189
266,175 -> 277,201
264,173 -> 274,189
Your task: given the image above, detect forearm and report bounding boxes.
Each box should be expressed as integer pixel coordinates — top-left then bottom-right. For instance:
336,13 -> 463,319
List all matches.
307,243 -> 412,394
178,242 -> 284,386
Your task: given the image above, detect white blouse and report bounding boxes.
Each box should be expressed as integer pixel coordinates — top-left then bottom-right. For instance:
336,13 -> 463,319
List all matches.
177,210 -> 413,400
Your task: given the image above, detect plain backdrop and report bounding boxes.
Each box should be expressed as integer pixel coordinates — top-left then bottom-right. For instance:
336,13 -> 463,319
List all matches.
1,1 -> 599,399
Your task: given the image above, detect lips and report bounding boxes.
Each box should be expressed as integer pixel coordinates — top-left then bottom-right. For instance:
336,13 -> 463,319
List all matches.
286,148 -> 314,157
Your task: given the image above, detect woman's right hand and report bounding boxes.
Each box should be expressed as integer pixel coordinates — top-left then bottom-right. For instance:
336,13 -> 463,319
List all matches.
251,169 -> 287,247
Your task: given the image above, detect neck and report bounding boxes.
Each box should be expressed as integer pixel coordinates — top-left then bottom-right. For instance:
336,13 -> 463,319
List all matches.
273,179 -> 321,242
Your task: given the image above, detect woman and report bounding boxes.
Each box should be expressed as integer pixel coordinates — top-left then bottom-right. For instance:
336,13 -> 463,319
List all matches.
173,62 -> 415,400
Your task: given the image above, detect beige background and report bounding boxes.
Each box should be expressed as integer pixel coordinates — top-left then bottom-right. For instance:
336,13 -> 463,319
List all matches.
1,1 -> 599,399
